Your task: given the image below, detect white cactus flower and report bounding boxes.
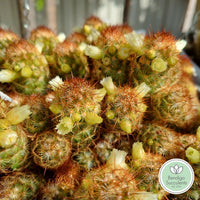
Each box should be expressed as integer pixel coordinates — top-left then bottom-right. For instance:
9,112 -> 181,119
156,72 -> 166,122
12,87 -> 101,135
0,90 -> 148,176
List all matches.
176,39 -> 187,52
0,91 -> 13,102
49,76 -> 64,91
57,32 -> 66,42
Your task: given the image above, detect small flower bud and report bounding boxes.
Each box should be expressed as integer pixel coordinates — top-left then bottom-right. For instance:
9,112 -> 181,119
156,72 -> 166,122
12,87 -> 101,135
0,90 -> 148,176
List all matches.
105,110 -> 115,120
21,66 -> 33,78
151,57 -> 167,73
85,45 -> 103,59
72,113 -> 82,122
132,142 -> 145,160
186,147 -> 200,164
56,116 -> 74,135
6,105 -> 31,125
85,112 -> 103,125
0,69 -> 17,82
120,119 -> 132,134
49,104 -> 63,114
60,64 -> 72,73
0,129 -> 18,148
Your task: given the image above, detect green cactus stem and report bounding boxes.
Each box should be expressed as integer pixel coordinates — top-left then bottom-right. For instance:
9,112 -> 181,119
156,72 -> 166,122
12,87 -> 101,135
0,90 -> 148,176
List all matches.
102,78 -> 150,134
31,131 -> 71,169
129,31 -> 184,94
30,26 -> 59,58
52,40 -> 89,79
131,142 -> 167,199
49,77 -> 105,149
150,84 -> 199,130
0,172 -> 45,199
137,123 -> 189,159
74,149 -> 138,199
0,28 -> 19,65
0,39 -> 49,95
87,25 -> 133,85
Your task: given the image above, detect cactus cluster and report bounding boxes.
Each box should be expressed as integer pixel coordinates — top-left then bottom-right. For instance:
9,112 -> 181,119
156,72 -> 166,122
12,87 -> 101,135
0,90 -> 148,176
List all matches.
0,39 -> 49,95
0,16 -> 200,199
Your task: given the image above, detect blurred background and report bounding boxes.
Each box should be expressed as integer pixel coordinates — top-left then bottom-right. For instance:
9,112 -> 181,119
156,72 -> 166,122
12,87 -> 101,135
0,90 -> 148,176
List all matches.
0,0 -> 199,63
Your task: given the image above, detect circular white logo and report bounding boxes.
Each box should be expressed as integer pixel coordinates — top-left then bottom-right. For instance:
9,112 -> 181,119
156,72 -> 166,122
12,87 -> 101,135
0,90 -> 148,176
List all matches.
159,158 -> 194,194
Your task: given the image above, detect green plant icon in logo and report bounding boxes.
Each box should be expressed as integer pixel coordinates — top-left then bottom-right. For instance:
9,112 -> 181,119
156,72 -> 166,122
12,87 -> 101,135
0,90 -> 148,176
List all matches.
170,165 -> 183,174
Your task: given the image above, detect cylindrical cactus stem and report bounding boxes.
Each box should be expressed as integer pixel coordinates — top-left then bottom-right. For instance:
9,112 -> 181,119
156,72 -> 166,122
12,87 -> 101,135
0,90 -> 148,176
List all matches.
179,133 -> 197,149
0,39 -> 49,95
102,78 -> 149,134
65,32 -> 86,45
0,100 -> 31,173
0,125 -> 30,173
52,40 -> 89,79
48,77 -> 105,149
39,181 -> 74,200
22,94 -> 51,135
137,123 -> 187,159
81,16 -> 106,44
95,130 -> 120,163
3,92 -> 51,135
131,142 -> 167,199
95,129 -> 133,163
29,26 -> 59,58
0,28 -> 19,65
74,149 -> 138,199
129,31 -> 184,94
31,131 -> 71,169
88,25 -> 132,85
150,84 -> 199,130
39,160 -> 80,199
179,54 -> 195,77
0,172 -> 45,199
95,140 -> 114,163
